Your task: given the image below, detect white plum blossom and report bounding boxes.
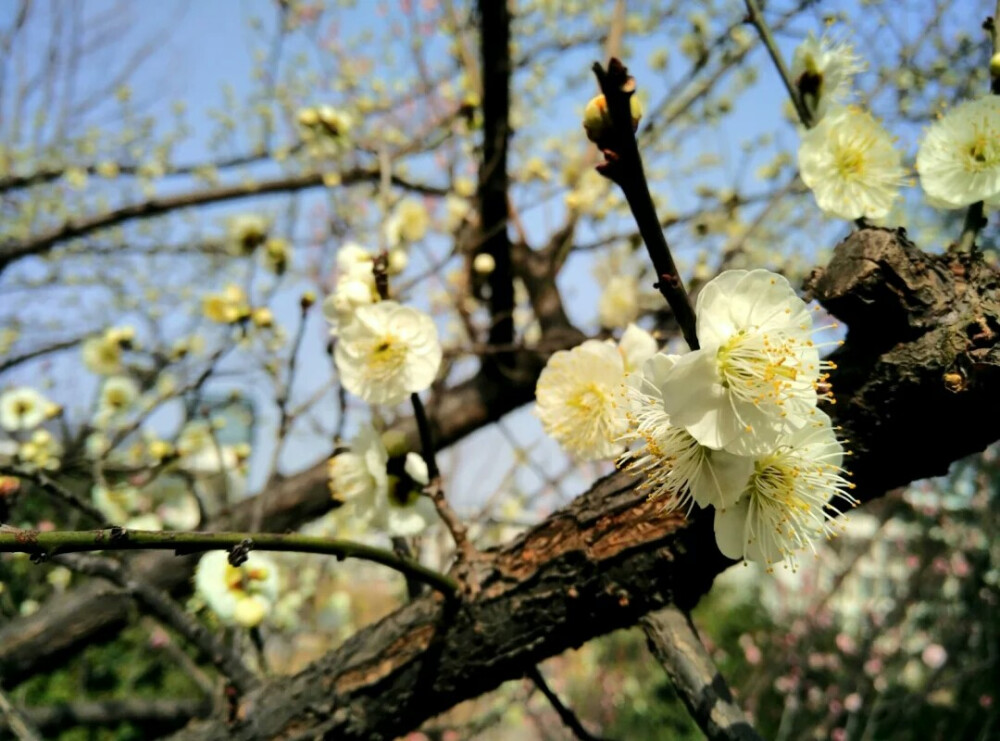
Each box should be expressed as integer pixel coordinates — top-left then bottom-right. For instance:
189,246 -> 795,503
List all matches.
656,270 -> 832,456
916,96 -> 1000,209
535,326 -> 657,461
17,429 -> 63,471
713,412 -> 856,572
384,198 -> 430,247
618,323 -> 659,372
0,387 -> 51,432
599,274 -> 642,329
328,426 -> 437,535
798,106 -> 907,220
97,376 -> 140,419
334,301 -> 442,406
620,354 -> 754,512
790,32 -> 864,122
226,213 -> 269,255
322,243 -> 380,334
194,550 -> 280,628
328,425 -> 389,505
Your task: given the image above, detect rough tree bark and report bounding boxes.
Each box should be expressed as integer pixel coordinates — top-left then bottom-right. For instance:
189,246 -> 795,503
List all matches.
167,228 -> 1000,739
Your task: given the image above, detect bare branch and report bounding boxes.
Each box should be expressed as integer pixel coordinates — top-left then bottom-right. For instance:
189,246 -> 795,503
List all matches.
642,606 -> 763,741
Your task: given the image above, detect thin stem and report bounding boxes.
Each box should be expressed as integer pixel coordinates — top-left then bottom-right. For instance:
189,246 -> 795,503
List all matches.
742,0 -> 813,128
411,393 -> 475,563
957,201 -> 986,252
2,468 -> 105,524
0,527 -> 458,595
55,553 -> 260,694
590,59 -> 699,351
0,682 -> 42,741
526,665 -> 608,741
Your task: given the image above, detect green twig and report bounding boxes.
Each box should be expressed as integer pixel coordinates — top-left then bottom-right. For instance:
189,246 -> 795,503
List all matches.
0,527 -> 459,595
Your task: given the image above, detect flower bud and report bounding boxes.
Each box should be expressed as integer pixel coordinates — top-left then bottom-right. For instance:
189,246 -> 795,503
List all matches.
582,94 -> 642,144
472,252 -> 496,274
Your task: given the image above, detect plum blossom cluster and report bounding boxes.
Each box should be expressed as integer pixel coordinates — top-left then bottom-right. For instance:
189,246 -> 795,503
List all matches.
793,32 -> 1000,220
536,270 -> 857,572
321,240 -> 443,534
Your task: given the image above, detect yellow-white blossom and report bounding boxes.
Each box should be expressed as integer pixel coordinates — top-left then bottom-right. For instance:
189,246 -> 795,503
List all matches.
535,327 -> 657,461
598,274 -> 642,329
620,354 -> 754,512
17,429 -> 63,471
298,104 -> 352,158
226,214 -> 269,256
655,270 -> 832,456
790,32 -> 864,122
334,301 -> 442,406
194,550 -> 280,628
98,376 -> 140,418
202,284 -> 250,324
798,106 -> 906,220
713,412 -> 856,571
0,387 -> 51,432
916,96 -> 1000,210
385,198 -> 430,247
82,326 -> 135,376
328,426 -> 436,535
262,237 -> 291,274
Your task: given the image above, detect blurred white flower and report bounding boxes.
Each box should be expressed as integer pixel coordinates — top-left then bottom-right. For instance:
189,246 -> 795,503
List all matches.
0,387 -> 50,432
17,429 -> 63,471
618,323 -> 658,372
98,376 -> 140,418
82,326 -> 135,375
226,213 -> 269,255
598,274 -> 641,329
916,96 -> 1000,209
790,32 -> 863,122
334,301 -> 442,406
798,106 -> 906,220
329,426 -> 437,535
194,550 -> 280,628
328,425 -> 389,505
385,198 -> 429,247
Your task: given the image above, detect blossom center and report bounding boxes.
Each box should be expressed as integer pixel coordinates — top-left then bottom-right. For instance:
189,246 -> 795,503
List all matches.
367,335 -> 408,379
964,130 -> 998,171
716,329 -> 802,406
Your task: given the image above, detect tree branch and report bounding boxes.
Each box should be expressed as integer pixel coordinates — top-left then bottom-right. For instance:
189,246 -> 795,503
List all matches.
55,553 -> 260,695
591,59 -> 699,350
0,168 -> 447,273
477,0 -> 515,355
642,606 -> 763,741
526,665 -> 609,741
0,528 -> 458,597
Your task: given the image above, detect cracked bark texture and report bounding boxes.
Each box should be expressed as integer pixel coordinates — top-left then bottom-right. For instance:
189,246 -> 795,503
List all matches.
169,228 -> 1000,739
